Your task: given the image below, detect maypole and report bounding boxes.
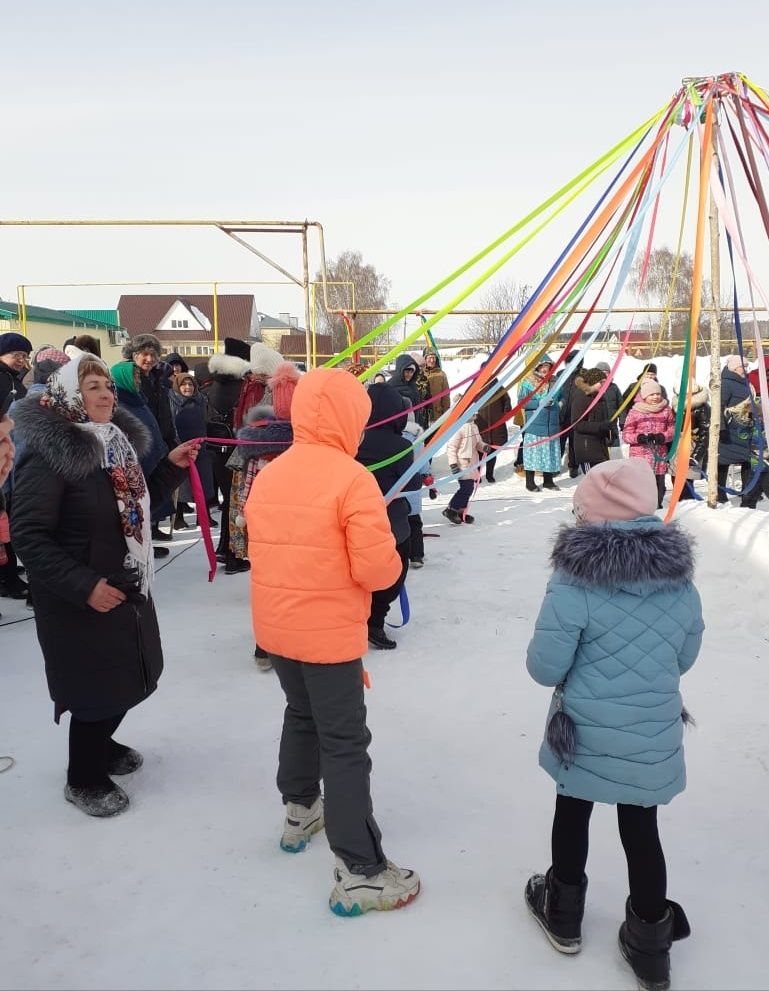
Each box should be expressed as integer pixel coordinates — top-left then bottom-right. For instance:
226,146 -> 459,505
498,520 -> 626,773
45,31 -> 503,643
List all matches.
706,115 -> 722,508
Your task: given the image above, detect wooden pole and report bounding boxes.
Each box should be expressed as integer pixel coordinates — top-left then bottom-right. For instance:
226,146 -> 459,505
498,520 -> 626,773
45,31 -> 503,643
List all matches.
706,120 -> 722,508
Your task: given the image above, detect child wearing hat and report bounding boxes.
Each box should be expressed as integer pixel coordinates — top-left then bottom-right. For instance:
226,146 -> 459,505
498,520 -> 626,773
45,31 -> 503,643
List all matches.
622,379 -> 675,508
524,458 -> 704,991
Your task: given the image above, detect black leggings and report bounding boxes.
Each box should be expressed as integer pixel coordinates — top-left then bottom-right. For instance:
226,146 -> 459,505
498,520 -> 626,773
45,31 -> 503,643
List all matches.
68,712 -> 126,788
551,794 -> 667,923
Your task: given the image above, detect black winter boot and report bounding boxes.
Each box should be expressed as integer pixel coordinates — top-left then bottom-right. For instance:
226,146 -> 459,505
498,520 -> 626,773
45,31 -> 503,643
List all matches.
618,897 -> 690,991
368,626 -> 397,650
525,867 -> 587,954
542,473 -> 560,490
525,471 -> 542,492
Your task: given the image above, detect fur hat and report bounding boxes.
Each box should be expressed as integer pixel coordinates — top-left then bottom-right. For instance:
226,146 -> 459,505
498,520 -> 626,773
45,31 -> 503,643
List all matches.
33,346 -> 70,384
0,332 -> 32,357
249,342 -> 284,377
725,354 -> 747,375
572,459 -> 658,525
640,379 -> 663,399
595,361 -> 611,374
122,333 -> 162,361
71,334 -> 101,357
224,337 -> 251,361
269,361 -> 301,419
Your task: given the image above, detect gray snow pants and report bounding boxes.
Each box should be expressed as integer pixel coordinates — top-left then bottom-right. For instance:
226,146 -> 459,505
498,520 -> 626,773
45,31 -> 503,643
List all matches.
271,655 -> 387,876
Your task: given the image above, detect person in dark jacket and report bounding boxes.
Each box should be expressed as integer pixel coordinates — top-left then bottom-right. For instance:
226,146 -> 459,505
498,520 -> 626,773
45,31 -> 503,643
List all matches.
717,355 -> 754,502
475,372 -> 512,482
356,383 -> 417,650
671,382 -> 710,499
388,354 -> 426,427
595,362 -> 622,449
11,351 -> 199,818
719,395 -> 769,508
0,332 -> 32,411
122,334 -> 178,451
168,372 -> 215,529
569,368 -> 612,472
558,352 -> 583,477
201,351 -> 251,563
165,352 -> 189,375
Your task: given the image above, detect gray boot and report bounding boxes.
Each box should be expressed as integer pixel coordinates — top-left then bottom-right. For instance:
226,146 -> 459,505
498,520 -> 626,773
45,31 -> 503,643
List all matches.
64,782 -> 129,817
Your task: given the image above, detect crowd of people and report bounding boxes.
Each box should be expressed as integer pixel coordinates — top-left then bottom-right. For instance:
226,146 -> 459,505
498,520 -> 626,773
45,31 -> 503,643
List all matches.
0,329 -> 766,989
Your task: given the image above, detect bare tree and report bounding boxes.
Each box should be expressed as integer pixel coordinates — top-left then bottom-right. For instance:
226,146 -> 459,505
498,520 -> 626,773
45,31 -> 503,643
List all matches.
314,250 -> 391,352
462,280 -> 531,347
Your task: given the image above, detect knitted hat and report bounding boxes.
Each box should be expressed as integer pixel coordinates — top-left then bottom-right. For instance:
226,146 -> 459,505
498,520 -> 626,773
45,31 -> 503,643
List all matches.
725,354 -> 746,374
249,342 -> 284,376
268,361 -> 301,419
33,346 -> 70,384
122,333 -> 161,360
595,361 -> 611,374
224,337 -> 251,361
573,459 -> 658,524
640,379 -> 663,399
0,332 -> 32,357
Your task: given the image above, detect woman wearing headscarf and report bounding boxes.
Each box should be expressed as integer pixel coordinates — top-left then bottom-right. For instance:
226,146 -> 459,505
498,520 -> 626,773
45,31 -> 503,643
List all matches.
11,351 -> 199,818
518,355 -> 562,492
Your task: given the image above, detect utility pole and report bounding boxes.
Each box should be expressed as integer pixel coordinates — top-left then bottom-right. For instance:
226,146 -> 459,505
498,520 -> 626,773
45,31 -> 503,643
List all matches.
706,117 -> 722,508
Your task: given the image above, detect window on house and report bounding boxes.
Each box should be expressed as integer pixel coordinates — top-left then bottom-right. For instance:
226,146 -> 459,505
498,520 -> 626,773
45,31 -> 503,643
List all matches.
196,346 -> 203,355
171,319 -> 178,328
181,319 -> 189,328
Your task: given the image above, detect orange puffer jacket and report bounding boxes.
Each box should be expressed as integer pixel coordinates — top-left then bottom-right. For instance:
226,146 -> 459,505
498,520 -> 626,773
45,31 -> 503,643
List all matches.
245,368 -> 402,663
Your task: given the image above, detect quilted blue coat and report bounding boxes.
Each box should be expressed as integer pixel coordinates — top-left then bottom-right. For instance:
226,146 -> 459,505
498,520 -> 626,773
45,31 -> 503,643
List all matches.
526,517 -> 704,807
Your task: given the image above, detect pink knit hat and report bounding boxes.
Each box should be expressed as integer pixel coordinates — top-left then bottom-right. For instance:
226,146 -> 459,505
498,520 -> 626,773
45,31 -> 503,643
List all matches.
572,459 -> 658,524
640,379 -> 663,399
269,361 -> 301,419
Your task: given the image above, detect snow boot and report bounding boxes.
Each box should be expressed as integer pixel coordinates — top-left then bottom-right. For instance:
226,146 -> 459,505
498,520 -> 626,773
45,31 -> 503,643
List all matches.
618,897 -> 690,991
254,643 -> 273,670
409,557 -> 424,569
153,546 -> 170,559
151,524 -> 173,542
442,507 -> 463,525
106,742 -> 143,775
368,626 -> 397,650
224,554 -> 250,575
329,857 -> 420,916
542,473 -> 560,490
64,781 -> 129,818
173,508 -> 190,530
463,513 -> 475,524
280,795 -> 324,852
525,867 -> 587,954
525,471 -> 542,492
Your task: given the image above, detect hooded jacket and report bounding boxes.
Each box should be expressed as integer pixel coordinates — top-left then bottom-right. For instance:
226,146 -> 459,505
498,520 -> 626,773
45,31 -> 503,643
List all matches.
356,383 -> 417,545
718,368 -> 754,465
527,517 -> 704,806
245,369 -> 402,663
11,399 -> 184,719
388,354 -> 423,417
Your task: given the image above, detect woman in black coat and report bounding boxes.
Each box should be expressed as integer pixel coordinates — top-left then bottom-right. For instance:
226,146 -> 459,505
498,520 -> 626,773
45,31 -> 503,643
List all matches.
475,377 -> 512,482
717,356 -> 754,501
11,352 -> 199,818
356,383 -> 418,650
570,368 -> 612,472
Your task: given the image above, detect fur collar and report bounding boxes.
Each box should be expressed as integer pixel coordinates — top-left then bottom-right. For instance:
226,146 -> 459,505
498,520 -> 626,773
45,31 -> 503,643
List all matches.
236,418 -> 293,459
12,396 -> 151,483
551,518 -> 694,590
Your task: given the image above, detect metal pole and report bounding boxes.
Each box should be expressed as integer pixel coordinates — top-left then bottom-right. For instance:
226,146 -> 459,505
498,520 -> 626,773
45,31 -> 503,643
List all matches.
706,123 -> 722,508
213,282 -> 220,354
302,225 -> 312,368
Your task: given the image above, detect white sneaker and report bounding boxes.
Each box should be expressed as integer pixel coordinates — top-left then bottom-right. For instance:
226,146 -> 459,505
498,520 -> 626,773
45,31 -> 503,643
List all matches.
280,796 -> 324,853
329,857 -> 420,916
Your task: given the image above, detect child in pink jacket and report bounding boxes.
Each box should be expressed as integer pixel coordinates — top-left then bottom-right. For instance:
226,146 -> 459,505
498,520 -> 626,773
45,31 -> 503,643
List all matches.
622,379 -> 675,508
443,411 -> 487,524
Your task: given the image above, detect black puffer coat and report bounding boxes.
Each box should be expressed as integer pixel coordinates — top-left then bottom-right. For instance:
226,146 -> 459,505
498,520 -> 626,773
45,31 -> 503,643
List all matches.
0,362 -> 27,411
11,399 -> 185,721
475,377 -> 512,448
570,377 -> 611,468
139,365 -> 178,450
201,354 -> 248,441
356,384 -> 418,545
718,369 -> 753,465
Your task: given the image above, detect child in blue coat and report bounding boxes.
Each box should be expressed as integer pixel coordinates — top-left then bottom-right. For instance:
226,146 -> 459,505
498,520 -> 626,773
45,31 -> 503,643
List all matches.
524,458 -> 704,991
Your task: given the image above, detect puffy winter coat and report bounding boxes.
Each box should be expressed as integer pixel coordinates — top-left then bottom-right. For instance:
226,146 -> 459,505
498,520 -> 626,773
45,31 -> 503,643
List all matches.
420,363 -> 450,423
357,383 -> 418,545
202,354 -> 249,440
622,401 -> 675,476
527,517 -> 704,806
388,353 -> 423,418
245,369 -> 402,663
11,400 -> 184,720
718,369 -> 754,465
475,378 -> 512,448
0,362 -> 27,411
519,377 -> 561,438
446,418 -> 486,480
570,378 -> 611,468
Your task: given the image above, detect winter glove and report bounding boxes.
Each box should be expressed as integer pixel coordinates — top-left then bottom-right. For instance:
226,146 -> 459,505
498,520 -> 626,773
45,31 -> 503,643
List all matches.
428,487 -> 438,500
637,433 -> 650,444
450,464 -> 461,475
653,433 -> 667,445
422,474 -> 435,487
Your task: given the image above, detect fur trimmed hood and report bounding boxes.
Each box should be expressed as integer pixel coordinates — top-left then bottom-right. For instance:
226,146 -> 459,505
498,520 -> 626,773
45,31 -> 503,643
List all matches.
12,395 -> 151,482
551,517 -> 695,592
208,353 -> 250,379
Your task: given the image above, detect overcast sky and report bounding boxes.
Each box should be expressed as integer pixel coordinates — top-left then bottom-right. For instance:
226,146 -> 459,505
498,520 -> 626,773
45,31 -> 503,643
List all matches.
2,0 -> 768,336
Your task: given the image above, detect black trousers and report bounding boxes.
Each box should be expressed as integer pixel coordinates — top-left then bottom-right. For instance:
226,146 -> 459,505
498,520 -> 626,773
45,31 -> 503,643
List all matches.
717,462 -> 751,502
408,514 -> 424,560
655,474 -> 666,507
369,538 -> 409,629
485,452 -> 497,481
271,655 -> 386,875
515,432 -> 525,467
551,794 -> 667,923
211,452 -> 232,553
448,478 -> 475,512
68,712 -> 126,788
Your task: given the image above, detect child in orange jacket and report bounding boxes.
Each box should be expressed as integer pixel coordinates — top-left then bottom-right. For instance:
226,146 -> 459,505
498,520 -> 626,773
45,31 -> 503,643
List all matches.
244,367 -> 420,916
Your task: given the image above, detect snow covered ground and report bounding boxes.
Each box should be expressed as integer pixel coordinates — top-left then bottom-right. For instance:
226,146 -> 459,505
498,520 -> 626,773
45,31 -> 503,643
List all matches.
1,448 -> 767,990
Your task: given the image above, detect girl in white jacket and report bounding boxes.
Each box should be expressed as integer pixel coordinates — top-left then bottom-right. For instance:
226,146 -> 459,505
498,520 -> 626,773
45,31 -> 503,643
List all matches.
444,411 -> 487,524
